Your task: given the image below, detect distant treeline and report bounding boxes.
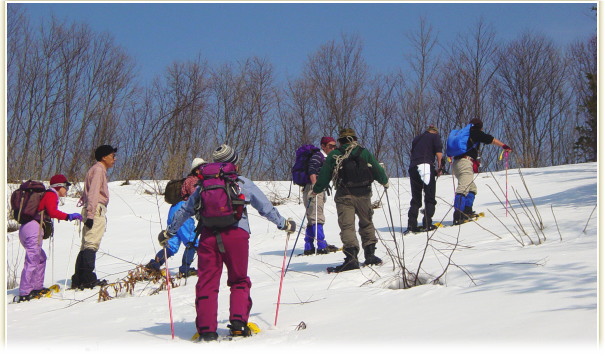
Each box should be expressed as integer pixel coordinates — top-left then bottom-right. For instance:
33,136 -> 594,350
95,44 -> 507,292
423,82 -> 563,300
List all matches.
7,5 -> 597,183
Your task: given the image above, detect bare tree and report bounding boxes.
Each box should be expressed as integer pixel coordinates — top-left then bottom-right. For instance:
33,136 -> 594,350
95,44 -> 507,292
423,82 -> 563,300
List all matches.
7,11 -> 136,182
303,33 -> 368,133
493,31 -> 573,168
208,57 -> 276,179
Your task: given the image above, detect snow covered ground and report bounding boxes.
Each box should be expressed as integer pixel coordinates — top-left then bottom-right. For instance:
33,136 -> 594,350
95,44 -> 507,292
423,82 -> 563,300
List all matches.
5,162 -> 600,355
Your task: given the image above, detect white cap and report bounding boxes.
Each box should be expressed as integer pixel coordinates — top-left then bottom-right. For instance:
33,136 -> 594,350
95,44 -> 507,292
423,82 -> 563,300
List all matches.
191,157 -> 206,172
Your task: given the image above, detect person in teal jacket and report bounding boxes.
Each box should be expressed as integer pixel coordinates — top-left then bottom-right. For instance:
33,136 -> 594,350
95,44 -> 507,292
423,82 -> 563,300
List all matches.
312,128 -> 389,272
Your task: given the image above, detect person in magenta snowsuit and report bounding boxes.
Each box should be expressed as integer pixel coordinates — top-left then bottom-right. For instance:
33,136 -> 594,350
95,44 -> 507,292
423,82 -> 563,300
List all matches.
157,144 -> 296,342
17,175 -> 82,302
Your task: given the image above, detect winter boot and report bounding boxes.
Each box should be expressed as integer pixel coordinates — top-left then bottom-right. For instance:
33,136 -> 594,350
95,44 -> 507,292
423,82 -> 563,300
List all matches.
422,216 -> 432,229
182,244 -> 196,267
318,244 -> 339,254
72,249 -> 104,289
453,193 -> 467,225
13,295 -> 31,303
177,268 -> 197,278
363,244 -> 383,266
332,247 -> 360,273
303,248 -> 316,255
303,225 -> 316,255
228,320 -> 252,337
405,216 -> 420,233
198,332 -> 218,342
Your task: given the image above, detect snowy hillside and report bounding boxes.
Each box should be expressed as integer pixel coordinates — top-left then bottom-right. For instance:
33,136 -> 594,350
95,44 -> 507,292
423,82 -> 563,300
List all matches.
5,163 -> 599,355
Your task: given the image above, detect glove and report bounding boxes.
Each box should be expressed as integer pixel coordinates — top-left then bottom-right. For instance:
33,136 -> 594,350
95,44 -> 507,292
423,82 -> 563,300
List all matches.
502,145 -> 512,151
383,182 -> 390,189
67,213 -> 83,221
84,218 -> 94,229
436,167 -> 443,177
282,218 -> 296,234
158,230 -> 174,246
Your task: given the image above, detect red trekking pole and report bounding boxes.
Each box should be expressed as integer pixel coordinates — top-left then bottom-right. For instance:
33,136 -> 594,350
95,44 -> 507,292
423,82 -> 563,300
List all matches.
505,151 -> 509,216
163,247 -> 175,339
274,230 -> 291,326
499,150 -> 510,216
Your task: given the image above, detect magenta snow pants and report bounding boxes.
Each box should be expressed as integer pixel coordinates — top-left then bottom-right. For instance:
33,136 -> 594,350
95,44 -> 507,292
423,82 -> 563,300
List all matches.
18,220 -> 47,296
195,226 -> 252,334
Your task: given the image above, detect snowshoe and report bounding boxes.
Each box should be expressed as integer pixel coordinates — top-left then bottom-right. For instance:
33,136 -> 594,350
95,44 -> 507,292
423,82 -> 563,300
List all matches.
74,279 -> 108,290
327,247 -> 360,273
177,268 -> 197,279
418,224 -> 438,232
303,248 -> 316,256
403,226 -> 421,235
13,295 -> 32,303
198,332 -> 219,342
228,320 -> 252,337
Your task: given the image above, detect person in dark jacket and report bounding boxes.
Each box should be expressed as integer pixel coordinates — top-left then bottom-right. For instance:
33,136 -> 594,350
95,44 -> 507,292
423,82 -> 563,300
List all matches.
16,175 -> 82,302
406,125 -> 443,233
312,128 -> 389,272
452,118 -> 512,224
302,136 -> 339,255
157,144 -> 296,342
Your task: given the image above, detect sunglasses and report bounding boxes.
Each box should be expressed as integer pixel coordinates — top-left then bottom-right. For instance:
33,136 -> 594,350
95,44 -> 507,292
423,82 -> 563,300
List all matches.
53,183 -> 71,190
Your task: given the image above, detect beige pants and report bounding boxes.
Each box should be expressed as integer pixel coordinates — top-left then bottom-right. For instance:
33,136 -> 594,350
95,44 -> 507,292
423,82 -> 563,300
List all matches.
334,193 -> 377,250
302,184 -> 326,225
453,158 -> 477,195
80,203 -> 107,252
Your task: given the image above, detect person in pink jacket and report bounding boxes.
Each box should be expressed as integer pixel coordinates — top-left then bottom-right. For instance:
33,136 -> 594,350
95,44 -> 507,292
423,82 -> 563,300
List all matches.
71,145 -> 116,290
15,175 -> 82,302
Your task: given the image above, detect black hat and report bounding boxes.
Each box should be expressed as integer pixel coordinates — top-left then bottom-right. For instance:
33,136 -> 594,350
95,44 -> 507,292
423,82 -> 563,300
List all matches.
95,145 -> 118,161
470,118 -> 483,130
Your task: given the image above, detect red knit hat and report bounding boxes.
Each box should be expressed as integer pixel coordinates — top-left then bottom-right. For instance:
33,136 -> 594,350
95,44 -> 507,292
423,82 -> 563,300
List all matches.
320,136 -> 336,145
50,174 -> 71,189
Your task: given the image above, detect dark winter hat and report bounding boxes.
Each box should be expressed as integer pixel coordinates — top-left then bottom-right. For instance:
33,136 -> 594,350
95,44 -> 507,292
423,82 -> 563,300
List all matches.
212,144 -> 239,164
320,136 -> 336,145
95,145 -> 118,161
338,128 -> 357,139
49,174 -> 72,189
470,118 -> 483,130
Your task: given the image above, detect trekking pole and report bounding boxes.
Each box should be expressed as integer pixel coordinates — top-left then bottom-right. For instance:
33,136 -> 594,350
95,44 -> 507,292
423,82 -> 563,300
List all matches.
163,246 -> 175,339
383,186 -> 397,238
64,220 -> 79,295
499,150 -> 509,216
274,230 -> 292,327
315,194 -> 318,251
50,235 -> 55,284
505,151 -> 509,216
284,198 -> 311,276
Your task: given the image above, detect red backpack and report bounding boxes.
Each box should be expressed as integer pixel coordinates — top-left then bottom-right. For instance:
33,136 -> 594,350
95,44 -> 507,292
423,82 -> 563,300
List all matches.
195,162 -> 246,229
10,180 -> 50,224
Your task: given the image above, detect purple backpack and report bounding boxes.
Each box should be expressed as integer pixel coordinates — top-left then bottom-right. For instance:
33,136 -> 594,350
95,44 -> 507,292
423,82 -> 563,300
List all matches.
195,162 -> 246,229
291,144 -> 320,186
10,180 -> 49,224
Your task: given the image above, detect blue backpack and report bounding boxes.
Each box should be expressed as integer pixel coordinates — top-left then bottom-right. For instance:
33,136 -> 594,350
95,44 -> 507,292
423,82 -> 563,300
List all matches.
292,144 -> 320,186
446,124 -> 478,157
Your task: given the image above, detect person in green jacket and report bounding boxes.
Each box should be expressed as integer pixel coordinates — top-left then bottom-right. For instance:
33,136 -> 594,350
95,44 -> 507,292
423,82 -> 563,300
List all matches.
312,128 -> 389,272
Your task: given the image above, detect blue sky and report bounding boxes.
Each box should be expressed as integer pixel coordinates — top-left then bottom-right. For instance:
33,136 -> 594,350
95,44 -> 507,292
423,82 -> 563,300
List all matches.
15,1 -> 597,85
